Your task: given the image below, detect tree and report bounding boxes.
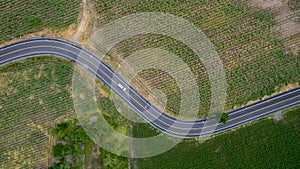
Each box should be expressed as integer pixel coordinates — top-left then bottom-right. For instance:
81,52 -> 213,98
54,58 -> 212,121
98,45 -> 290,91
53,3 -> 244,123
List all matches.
52,143 -> 66,159
48,162 -> 69,169
219,113 -> 229,124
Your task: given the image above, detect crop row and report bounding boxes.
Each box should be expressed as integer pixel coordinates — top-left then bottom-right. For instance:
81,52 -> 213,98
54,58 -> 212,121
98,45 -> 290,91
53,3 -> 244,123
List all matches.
0,0 -> 81,43
96,0 -> 300,117
0,58 -> 76,167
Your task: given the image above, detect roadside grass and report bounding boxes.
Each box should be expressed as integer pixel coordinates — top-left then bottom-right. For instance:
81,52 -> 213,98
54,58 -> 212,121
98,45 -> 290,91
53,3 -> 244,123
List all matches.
100,149 -> 128,169
99,96 -> 130,135
133,121 -> 161,138
95,0 -> 300,118
0,0 -> 81,43
135,106 -> 300,169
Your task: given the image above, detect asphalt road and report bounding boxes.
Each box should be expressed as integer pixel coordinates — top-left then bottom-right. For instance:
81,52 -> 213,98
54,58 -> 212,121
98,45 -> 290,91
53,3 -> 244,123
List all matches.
0,38 -> 299,138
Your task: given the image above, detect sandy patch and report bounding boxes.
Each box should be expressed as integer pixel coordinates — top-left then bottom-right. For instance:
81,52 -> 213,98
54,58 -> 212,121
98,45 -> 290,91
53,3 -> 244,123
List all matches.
246,0 -> 283,9
244,0 -> 300,38
34,64 -> 45,79
275,4 -> 300,38
22,70 -> 30,81
29,95 -> 34,100
38,98 -> 44,105
0,74 -> 17,95
71,0 -> 98,45
50,83 -> 62,93
71,0 -> 88,42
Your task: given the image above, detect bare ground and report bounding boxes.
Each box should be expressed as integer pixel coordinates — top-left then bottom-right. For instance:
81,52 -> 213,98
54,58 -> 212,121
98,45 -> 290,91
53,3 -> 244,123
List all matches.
245,0 -> 300,38
72,0 -> 98,45
71,0 -> 89,43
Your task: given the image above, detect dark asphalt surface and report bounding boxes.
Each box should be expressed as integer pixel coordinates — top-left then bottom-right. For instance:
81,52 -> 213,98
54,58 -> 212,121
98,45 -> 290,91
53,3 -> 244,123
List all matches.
0,38 -> 299,138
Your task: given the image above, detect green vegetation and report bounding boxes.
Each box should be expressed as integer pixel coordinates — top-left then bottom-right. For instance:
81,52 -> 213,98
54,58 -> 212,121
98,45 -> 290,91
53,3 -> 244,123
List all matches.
0,57 -> 76,168
219,113 -> 229,124
49,120 -> 97,168
96,0 -> 300,117
288,0 -> 300,21
101,150 -> 128,169
49,120 -> 128,169
133,121 -> 161,138
100,83 -> 112,95
1,1 -> 299,168
288,0 -> 300,11
0,57 -> 128,168
100,97 -> 130,134
0,0 -> 80,43
135,106 -> 300,168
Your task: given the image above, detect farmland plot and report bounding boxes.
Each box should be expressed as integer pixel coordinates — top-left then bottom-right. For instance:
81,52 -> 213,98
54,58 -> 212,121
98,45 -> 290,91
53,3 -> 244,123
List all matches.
0,0 -> 81,43
135,106 -> 300,168
95,0 -> 300,118
0,58 -> 76,168
0,57 -> 131,168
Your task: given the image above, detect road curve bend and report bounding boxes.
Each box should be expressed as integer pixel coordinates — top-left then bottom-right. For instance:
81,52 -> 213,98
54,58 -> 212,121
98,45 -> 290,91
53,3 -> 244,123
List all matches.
0,38 -> 299,138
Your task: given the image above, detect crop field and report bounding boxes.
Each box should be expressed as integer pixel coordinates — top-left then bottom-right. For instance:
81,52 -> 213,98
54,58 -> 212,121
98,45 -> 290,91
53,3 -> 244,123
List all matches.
96,0 -> 300,118
0,0 -> 299,168
0,0 -> 81,43
0,57 -> 132,168
0,58 -> 76,168
134,106 -> 300,168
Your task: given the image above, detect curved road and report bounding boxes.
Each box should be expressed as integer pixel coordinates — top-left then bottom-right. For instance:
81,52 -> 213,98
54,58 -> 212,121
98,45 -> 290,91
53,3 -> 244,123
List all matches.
1,38 -> 299,138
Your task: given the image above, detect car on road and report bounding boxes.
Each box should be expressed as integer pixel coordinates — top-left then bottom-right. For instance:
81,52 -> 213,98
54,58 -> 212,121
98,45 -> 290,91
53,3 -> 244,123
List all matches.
144,103 -> 151,109
118,83 -> 126,92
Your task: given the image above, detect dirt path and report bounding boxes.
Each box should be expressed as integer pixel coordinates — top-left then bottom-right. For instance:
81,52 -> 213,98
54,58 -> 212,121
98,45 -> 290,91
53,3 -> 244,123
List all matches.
70,0 -> 88,43
70,0 -> 97,44
128,123 -> 136,169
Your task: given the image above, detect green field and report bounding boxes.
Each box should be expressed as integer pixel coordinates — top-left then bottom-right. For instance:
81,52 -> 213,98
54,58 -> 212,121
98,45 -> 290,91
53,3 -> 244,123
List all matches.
0,0 -> 80,43
134,106 -> 300,168
0,58 -> 76,168
0,57 -> 129,168
1,0 -> 300,168
96,0 -> 300,117
1,54 -> 297,169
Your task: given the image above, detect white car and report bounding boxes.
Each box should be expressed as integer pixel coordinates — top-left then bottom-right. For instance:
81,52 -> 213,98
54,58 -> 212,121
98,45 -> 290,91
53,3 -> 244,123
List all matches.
144,103 -> 150,109
117,83 -> 126,92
